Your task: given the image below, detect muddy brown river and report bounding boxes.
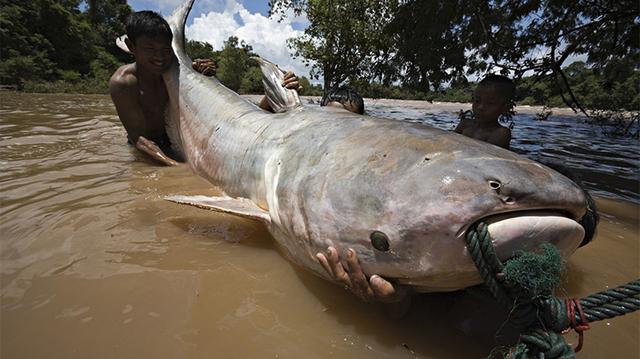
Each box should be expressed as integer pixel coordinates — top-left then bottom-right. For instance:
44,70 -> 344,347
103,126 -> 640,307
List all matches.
1,92 -> 638,358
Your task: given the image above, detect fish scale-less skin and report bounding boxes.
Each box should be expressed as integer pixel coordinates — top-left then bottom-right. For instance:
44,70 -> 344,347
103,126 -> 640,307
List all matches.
163,0 -> 588,292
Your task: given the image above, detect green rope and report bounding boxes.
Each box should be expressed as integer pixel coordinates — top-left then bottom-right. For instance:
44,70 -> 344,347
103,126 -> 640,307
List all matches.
509,330 -> 574,359
464,221 -> 640,358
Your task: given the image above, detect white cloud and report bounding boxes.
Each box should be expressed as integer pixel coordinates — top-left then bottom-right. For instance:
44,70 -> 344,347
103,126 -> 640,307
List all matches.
185,0 -> 316,83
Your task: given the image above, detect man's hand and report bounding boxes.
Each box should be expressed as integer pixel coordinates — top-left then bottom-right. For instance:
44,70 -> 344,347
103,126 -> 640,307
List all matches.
282,71 -> 303,94
135,136 -> 181,166
316,246 -> 410,304
192,58 -> 217,77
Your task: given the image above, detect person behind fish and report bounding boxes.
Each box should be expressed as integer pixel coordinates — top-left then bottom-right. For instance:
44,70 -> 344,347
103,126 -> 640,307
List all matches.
321,85 -> 365,114
191,58 -> 304,113
109,11 -> 183,166
454,74 -> 515,149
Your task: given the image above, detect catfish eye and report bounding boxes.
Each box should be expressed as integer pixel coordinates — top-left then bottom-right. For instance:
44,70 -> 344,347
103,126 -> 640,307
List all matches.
370,231 -> 390,251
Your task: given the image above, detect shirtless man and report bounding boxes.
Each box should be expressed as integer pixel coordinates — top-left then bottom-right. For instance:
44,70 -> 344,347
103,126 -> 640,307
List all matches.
109,11 -> 181,166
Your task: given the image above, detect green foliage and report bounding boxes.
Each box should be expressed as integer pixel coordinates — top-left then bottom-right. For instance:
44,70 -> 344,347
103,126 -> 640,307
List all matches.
271,0 -> 639,111
0,0 -> 131,91
187,36 -> 313,96
186,40 -> 217,61
298,76 -> 323,96
515,58 -> 640,111
85,0 -> 131,63
239,66 -> 264,94
58,69 -> 82,82
216,36 -> 256,92
272,0 -> 397,90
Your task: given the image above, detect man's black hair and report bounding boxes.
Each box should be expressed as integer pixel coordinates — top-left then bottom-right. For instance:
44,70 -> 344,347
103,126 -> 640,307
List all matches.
320,85 -> 365,114
478,74 -> 515,101
125,11 -> 172,44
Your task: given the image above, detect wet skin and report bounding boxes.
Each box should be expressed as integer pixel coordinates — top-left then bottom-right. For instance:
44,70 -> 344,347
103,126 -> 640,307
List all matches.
454,85 -> 511,149
109,35 -> 179,166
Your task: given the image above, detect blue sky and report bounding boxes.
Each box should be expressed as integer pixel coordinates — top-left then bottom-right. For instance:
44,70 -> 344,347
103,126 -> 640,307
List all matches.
125,0 -> 584,85
127,0 -> 313,79
129,0 -> 272,22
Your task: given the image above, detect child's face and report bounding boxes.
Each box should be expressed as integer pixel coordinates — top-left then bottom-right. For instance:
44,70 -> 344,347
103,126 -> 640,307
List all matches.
472,85 -> 510,124
129,35 -> 173,75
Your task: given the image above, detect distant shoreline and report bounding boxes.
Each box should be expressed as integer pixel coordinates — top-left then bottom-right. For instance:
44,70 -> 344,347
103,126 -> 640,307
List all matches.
0,90 -> 609,117
241,94 -> 585,117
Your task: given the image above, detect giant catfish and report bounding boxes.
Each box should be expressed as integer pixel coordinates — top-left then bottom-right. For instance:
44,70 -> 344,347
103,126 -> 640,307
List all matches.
162,0 -> 591,292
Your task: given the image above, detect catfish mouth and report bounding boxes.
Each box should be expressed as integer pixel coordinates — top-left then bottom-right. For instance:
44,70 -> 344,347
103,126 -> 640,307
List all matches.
462,210 -> 585,261
456,208 -> 576,238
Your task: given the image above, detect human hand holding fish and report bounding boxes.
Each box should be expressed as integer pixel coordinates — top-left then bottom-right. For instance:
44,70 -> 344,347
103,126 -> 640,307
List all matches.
135,136 -> 182,166
192,58 -> 217,77
282,71 -> 303,94
316,246 -> 411,304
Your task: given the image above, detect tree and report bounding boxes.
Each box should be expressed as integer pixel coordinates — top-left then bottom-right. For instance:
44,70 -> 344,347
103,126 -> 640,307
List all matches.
0,0 -> 130,89
0,0 -> 96,85
186,40 -> 217,61
239,66 -> 264,94
216,36 -> 256,92
85,0 -> 132,63
271,0 -> 639,111
270,0 -> 397,91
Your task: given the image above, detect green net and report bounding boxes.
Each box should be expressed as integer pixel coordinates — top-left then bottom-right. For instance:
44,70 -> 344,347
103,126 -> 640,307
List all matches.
503,243 -> 565,299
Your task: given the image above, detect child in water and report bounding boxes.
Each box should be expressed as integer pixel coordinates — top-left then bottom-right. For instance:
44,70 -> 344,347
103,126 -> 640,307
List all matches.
320,85 -> 365,114
454,74 -> 515,149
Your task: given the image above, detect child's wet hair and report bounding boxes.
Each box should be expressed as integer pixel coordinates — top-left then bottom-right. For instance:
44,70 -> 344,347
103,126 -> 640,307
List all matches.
478,74 -> 516,102
320,86 -> 365,114
125,11 -> 172,44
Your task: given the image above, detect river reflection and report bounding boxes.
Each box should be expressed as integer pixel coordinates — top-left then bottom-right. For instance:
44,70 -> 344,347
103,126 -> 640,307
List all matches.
1,92 -> 638,359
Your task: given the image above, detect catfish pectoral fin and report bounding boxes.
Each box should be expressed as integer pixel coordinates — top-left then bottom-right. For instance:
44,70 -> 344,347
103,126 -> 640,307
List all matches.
252,56 -> 302,113
165,195 -> 271,223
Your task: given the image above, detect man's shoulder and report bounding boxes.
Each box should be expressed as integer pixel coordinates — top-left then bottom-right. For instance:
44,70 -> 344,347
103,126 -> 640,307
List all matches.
496,125 -> 511,136
489,125 -> 512,148
109,64 -> 139,93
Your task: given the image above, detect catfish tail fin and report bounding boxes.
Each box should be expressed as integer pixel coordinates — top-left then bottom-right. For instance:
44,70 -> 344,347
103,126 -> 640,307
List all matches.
166,0 -> 194,66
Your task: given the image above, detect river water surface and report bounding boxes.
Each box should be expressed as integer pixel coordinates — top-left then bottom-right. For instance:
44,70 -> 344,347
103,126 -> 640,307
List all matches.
1,92 -> 638,358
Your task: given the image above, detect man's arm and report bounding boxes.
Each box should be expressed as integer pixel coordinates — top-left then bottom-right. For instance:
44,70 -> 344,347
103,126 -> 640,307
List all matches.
109,71 -> 179,166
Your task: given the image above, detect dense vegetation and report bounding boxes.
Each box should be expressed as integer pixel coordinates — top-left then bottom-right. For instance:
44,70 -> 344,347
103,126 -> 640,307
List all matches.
186,38 -> 323,96
351,57 -> 640,110
0,0 -> 131,93
0,1 -> 321,96
270,0 -> 639,112
1,1 -> 637,118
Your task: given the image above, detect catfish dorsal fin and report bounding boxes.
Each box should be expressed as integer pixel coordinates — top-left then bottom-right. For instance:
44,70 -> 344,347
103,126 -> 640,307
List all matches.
165,195 -> 271,224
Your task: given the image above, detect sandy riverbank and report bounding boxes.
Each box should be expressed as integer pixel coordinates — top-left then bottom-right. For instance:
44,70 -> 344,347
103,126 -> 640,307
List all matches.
242,94 -> 583,117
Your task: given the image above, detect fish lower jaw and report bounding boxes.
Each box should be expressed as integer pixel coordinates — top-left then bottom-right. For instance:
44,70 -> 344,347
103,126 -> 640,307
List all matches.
479,210 -> 585,261
407,211 -> 584,293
